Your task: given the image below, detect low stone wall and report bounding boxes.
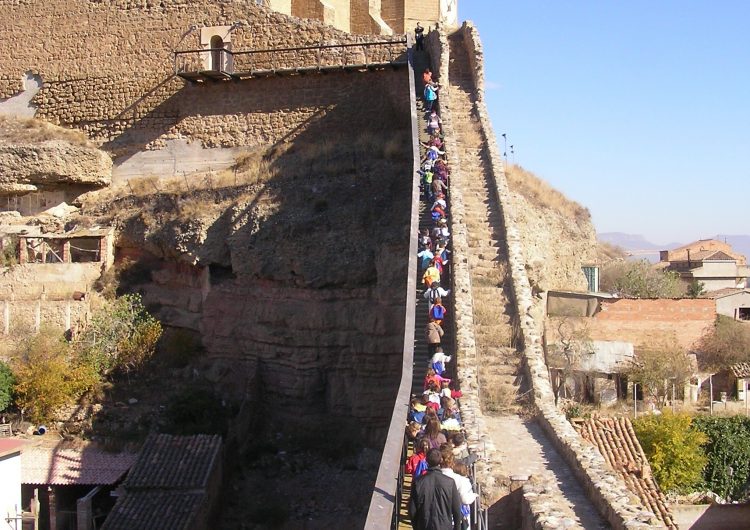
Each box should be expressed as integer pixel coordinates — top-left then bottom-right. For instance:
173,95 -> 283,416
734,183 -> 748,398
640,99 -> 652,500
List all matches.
0,298 -> 89,338
457,21 -> 663,529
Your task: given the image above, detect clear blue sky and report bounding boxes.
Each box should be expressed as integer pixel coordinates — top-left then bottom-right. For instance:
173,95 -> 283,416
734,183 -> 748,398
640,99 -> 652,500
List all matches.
459,1 -> 750,244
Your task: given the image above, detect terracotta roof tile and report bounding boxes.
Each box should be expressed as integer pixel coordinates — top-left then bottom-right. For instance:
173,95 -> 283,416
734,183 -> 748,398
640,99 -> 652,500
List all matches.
575,417 -> 677,529
731,362 -> 750,379
124,434 -> 222,490
21,445 -> 137,485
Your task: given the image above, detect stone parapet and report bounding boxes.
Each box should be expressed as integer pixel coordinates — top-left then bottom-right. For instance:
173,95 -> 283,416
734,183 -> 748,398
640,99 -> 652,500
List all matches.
456,21 -> 664,529
424,24 -> 501,498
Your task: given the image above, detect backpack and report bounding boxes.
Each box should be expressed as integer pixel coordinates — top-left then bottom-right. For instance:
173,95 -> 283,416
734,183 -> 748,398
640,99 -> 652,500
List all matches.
431,304 -> 446,320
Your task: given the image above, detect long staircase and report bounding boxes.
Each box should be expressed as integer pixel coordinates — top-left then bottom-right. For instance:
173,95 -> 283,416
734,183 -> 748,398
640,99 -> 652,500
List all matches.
446,32 -> 609,528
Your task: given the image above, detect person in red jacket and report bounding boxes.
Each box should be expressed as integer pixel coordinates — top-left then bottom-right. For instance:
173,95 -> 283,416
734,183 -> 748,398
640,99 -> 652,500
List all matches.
405,439 -> 430,476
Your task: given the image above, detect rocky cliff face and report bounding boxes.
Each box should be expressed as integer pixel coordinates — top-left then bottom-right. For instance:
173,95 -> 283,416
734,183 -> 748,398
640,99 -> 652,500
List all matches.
506,165 -> 597,294
85,130 -> 412,438
0,117 -> 112,195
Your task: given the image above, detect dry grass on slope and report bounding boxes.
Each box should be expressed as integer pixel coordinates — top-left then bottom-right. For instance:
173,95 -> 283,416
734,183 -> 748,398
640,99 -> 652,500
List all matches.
505,164 -> 590,222
597,240 -> 627,263
0,116 -> 92,147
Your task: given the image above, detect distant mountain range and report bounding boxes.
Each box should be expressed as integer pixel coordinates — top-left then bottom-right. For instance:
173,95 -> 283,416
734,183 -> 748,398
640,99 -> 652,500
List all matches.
598,233 -> 750,262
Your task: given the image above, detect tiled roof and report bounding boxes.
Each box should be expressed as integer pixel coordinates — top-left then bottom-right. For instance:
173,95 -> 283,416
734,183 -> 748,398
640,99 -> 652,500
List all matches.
124,434 -> 222,490
700,288 -> 748,299
21,445 -> 137,485
574,417 -> 677,530
731,362 -> 750,379
101,491 -> 206,530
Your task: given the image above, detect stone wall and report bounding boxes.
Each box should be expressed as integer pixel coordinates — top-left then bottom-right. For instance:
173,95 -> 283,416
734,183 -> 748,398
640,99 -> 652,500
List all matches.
0,298 -> 89,338
0,0 -> 405,160
453,22 -> 663,529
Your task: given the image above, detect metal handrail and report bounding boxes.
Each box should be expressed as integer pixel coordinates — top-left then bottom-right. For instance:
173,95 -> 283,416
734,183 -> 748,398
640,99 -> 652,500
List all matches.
173,39 -> 407,76
173,38 -> 407,58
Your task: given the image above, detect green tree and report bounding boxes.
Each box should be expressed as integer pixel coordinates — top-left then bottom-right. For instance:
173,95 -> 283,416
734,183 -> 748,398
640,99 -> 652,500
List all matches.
76,294 -> 162,378
600,259 -> 685,298
687,280 -> 705,298
692,415 -> 750,500
633,411 -> 707,494
0,361 -> 15,412
12,330 -> 98,423
696,316 -> 750,371
627,340 -> 694,404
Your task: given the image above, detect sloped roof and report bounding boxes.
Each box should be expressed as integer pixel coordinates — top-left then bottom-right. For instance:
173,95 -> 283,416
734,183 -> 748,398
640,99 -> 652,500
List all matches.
731,362 -> 750,379
123,434 -> 222,490
700,288 -> 749,299
101,491 -> 206,530
575,417 -> 677,529
22,445 -> 137,485
0,439 -> 28,458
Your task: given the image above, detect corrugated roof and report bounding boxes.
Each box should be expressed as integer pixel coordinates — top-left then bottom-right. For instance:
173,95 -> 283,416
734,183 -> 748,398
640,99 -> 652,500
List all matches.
21,445 -> 137,485
101,491 -> 206,530
575,417 -> 677,530
124,434 -> 222,490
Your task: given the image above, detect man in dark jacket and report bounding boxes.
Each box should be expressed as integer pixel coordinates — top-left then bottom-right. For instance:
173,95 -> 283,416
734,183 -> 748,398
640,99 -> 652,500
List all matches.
408,448 -> 463,530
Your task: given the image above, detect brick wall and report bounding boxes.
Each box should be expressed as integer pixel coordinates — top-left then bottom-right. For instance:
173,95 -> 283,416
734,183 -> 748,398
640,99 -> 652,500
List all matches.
0,0 -> 406,158
592,298 -> 714,349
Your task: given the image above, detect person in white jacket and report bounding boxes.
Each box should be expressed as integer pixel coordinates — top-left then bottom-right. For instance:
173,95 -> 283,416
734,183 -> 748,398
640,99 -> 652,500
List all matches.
440,449 -> 478,506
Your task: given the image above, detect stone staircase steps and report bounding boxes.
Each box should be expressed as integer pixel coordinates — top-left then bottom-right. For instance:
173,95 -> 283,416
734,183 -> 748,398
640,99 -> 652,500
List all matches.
446,31 -> 608,528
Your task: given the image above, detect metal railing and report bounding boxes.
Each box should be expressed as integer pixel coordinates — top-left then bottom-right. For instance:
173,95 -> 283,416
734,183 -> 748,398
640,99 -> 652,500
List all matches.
363,39 -> 420,530
173,38 -> 408,77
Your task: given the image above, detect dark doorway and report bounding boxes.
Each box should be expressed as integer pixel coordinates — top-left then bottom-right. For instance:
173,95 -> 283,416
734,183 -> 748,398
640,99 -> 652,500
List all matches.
210,35 -> 225,71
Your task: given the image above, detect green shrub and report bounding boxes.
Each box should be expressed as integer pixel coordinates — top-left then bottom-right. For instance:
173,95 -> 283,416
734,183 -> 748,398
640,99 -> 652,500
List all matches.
12,330 -> 99,423
0,361 -> 15,412
633,411 -> 707,494
692,415 -> 750,500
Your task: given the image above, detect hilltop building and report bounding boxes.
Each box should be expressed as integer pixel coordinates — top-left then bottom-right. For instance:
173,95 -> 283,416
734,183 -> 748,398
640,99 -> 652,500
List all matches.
263,0 -> 457,34
658,239 -> 750,292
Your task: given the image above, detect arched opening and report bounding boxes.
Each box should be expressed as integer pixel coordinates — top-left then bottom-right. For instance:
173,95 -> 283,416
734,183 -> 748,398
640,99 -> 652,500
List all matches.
210,35 -> 225,71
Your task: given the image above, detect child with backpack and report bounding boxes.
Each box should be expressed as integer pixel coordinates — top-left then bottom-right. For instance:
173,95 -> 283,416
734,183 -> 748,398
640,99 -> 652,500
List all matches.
429,296 -> 447,324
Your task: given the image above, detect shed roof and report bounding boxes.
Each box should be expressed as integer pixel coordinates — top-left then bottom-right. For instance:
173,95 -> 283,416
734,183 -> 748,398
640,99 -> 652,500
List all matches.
0,438 -> 28,458
101,491 -> 206,530
575,417 -> 677,529
731,362 -> 750,379
700,288 -> 750,299
123,434 -> 222,490
21,445 -> 137,485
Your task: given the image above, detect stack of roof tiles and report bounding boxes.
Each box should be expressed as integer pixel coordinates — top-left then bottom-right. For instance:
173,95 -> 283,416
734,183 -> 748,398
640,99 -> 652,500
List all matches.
574,417 -> 677,530
102,434 -> 222,530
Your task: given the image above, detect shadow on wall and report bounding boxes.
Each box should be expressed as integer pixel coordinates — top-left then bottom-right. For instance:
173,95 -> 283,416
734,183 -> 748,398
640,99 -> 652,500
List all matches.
101,69 -> 413,442
101,63 -> 408,164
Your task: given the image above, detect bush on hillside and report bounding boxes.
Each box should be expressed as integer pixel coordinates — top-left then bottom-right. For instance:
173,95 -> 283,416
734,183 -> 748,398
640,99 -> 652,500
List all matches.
692,415 -> 750,501
633,411 -> 707,494
12,330 -> 99,423
77,294 -> 162,378
600,259 -> 685,298
0,361 -> 14,412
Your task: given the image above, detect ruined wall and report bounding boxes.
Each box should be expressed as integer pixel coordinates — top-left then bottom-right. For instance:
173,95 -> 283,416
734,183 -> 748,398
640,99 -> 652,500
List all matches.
0,0 -> 405,159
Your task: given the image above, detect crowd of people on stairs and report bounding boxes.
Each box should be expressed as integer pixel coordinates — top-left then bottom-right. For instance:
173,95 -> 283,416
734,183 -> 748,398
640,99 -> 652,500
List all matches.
406,64 -> 480,530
